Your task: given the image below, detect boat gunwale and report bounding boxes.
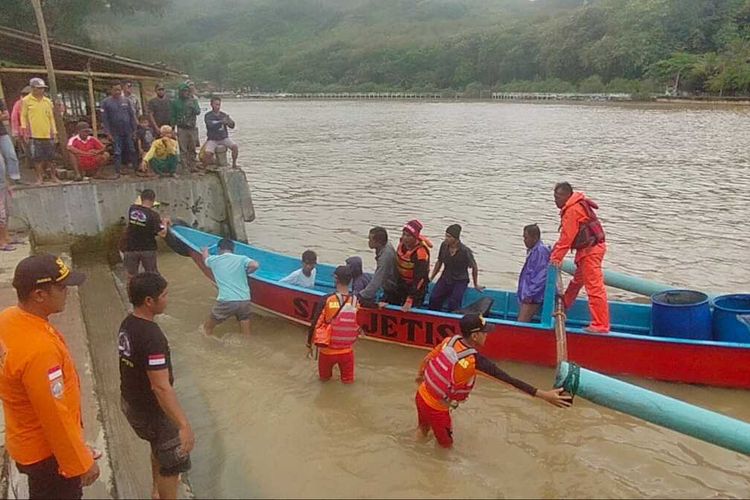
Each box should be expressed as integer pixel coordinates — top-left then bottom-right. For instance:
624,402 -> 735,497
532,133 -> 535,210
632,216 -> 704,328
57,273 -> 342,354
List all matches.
170,226 -> 750,352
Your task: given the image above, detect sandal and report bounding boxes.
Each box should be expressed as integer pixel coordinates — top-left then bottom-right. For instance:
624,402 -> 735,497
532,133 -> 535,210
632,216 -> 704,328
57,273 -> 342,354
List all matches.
0,244 -> 16,252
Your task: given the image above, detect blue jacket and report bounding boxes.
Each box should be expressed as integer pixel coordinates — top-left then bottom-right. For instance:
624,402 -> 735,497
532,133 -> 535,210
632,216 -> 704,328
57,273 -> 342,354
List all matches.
101,96 -> 136,136
517,241 -> 551,304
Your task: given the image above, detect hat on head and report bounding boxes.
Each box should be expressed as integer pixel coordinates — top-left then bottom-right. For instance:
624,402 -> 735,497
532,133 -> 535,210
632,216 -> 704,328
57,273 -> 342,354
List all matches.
21,85 -> 32,95
446,224 -> 461,239
12,254 -> 86,291
403,219 -> 423,237
333,265 -> 352,283
76,121 -> 92,132
155,82 -> 165,90
459,313 -> 493,336
29,77 -> 48,88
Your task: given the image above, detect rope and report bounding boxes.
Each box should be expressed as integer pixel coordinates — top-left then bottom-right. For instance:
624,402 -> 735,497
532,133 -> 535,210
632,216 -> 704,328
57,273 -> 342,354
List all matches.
554,270 -> 569,366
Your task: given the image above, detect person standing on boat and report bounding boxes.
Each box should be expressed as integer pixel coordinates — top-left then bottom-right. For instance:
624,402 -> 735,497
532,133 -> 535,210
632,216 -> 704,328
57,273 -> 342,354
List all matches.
387,219 -> 432,312
517,224 -> 551,323
357,226 -> 398,307
201,238 -> 259,338
306,266 -> 359,383
428,224 -> 483,312
550,182 -> 610,333
415,313 -> 571,448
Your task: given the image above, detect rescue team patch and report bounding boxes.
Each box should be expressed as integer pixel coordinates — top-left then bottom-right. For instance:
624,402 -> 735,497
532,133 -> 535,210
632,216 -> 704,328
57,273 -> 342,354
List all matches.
148,354 -> 167,367
48,365 -> 64,399
48,365 -> 63,381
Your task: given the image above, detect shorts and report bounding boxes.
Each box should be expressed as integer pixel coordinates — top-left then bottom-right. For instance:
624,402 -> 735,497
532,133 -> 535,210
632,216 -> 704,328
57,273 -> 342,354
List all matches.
211,300 -> 252,323
0,189 -> 9,226
121,397 -> 191,476
17,455 -> 83,499
30,138 -> 56,161
123,250 -> 158,276
416,391 -> 453,448
204,138 -> 236,153
318,350 -> 355,383
78,154 -> 106,172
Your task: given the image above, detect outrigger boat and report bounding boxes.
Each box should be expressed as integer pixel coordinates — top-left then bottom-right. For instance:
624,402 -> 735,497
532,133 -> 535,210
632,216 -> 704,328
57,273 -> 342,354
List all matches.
167,225 -> 750,389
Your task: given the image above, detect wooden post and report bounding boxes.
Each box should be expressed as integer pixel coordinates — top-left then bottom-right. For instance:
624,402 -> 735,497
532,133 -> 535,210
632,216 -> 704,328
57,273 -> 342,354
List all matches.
30,0 -> 70,166
87,69 -> 98,136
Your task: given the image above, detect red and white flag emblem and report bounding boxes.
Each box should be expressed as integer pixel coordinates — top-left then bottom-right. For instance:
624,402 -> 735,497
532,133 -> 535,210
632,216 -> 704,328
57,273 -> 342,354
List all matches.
148,354 -> 167,367
48,365 -> 63,380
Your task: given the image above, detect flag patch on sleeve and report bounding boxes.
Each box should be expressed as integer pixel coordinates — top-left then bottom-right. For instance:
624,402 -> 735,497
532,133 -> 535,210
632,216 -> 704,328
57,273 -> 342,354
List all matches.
48,365 -> 63,381
148,354 -> 167,367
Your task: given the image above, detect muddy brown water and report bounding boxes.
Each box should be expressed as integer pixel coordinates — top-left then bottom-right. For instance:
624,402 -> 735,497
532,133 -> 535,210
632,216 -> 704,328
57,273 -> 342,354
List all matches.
155,101 -> 748,497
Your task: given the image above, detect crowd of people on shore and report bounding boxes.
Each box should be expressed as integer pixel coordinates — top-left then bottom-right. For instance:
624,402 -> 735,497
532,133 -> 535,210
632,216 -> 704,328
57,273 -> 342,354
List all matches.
0,136 -> 610,497
0,77 -> 241,186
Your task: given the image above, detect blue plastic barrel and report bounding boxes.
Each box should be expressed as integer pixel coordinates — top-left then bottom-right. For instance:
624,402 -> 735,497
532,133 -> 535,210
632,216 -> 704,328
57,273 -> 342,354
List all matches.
712,294 -> 750,343
651,290 -> 712,341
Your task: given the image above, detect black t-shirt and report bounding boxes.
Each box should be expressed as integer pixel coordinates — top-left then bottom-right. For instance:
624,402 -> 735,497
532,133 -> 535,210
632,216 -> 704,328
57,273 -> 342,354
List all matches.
118,314 -> 174,414
204,111 -> 230,141
124,204 -> 162,251
148,96 -> 172,128
437,241 -> 476,283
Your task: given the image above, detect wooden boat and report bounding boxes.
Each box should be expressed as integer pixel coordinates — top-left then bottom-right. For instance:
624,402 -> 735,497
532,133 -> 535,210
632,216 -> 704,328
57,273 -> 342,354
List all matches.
167,225 -> 750,389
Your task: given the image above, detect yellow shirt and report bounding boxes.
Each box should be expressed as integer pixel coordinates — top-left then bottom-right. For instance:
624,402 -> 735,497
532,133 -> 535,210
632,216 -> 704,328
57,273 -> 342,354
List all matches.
20,94 -> 57,139
143,137 -> 178,162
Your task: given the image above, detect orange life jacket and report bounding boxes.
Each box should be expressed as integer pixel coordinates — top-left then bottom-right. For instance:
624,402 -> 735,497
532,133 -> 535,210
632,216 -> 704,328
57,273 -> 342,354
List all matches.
423,335 -> 477,405
561,198 -> 605,250
312,293 -> 359,349
396,237 -> 431,283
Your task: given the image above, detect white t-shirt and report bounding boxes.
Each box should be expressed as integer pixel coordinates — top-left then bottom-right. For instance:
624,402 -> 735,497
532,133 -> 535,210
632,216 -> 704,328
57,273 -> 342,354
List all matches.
279,268 -> 316,288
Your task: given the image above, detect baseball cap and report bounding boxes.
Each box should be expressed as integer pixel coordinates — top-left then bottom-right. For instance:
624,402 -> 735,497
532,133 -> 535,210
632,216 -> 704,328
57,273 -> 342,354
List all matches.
21,85 -> 32,95
333,265 -> 352,282
29,77 -> 48,88
76,121 -> 92,133
12,254 -> 86,291
459,313 -> 493,336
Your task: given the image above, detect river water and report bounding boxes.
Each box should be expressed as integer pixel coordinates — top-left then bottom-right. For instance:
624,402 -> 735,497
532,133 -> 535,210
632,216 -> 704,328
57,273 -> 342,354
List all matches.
160,101 -> 749,497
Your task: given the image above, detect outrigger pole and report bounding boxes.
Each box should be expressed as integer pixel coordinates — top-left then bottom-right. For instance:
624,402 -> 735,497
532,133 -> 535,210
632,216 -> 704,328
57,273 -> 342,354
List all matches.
552,268 -> 750,455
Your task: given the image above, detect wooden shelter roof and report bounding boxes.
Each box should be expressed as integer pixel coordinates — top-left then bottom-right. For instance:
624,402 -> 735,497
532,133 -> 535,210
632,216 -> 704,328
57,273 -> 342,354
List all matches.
0,25 -> 184,79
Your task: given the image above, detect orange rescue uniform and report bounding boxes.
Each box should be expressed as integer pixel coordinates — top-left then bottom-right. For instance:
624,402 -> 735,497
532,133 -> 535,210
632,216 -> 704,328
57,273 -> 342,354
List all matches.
308,294 -> 357,382
550,191 -> 610,332
0,306 -> 94,478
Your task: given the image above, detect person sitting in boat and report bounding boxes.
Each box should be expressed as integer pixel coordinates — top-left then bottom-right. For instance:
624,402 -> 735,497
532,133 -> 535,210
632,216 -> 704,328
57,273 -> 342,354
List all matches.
517,224 -> 551,323
357,226 -> 398,308
279,250 -> 317,288
550,182 -> 610,333
383,219 -> 432,312
201,238 -> 259,338
428,224 -> 484,312
415,313 -> 571,448
306,266 -> 359,384
345,256 -> 372,296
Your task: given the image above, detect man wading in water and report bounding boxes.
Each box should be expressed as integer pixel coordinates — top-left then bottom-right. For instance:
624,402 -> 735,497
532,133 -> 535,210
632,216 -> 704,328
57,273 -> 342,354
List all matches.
415,313 -> 571,448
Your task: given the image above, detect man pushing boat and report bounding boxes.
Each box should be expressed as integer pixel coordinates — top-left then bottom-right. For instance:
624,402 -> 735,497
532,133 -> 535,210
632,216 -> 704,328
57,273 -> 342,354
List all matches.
415,313 -> 571,448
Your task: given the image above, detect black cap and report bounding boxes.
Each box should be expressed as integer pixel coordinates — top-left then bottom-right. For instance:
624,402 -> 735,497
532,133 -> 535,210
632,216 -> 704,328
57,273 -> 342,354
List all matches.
459,313 -> 493,336
333,265 -> 352,283
12,254 -> 86,291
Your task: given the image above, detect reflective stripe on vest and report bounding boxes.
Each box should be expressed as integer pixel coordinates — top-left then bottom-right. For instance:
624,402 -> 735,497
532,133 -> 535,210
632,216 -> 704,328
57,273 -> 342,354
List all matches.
424,336 -> 477,404
328,295 -> 359,349
396,241 -> 429,283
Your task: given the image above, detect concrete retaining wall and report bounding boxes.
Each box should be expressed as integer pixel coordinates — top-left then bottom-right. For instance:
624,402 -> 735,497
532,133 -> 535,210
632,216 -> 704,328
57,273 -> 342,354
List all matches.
9,170 -> 255,245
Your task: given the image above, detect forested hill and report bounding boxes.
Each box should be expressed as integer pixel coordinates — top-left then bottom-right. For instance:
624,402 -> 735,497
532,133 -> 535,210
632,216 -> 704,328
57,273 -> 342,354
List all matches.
15,0 -> 750,94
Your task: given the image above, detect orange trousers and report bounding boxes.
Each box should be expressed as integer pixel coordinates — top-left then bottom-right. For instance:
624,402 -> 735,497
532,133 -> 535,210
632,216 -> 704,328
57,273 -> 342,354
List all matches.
563,245 -> 610,332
